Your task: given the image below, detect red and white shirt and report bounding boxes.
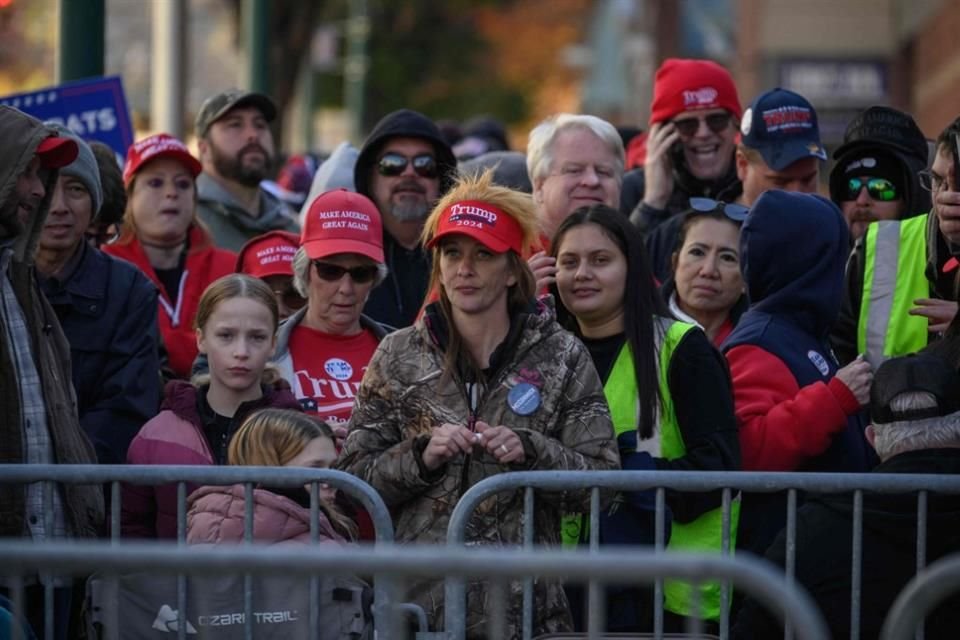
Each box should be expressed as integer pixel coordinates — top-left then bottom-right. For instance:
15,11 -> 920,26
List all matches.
287,325 -> 379,426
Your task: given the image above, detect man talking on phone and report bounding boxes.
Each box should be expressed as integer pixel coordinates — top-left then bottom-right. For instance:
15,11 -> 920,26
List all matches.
621,58 -> 743,281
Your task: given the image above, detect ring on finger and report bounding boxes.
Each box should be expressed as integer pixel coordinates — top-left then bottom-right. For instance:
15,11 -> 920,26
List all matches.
500,444 -> 509,454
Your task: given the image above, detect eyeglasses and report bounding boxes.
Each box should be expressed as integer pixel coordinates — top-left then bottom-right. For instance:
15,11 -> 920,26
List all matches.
377,152 -> 438,178
689,197 -> 749,222
672,113 -> 732,137
846,177 -> 899,202
272,286 -> 307,311
919,169 -> 945,193
313,261 -> 379,284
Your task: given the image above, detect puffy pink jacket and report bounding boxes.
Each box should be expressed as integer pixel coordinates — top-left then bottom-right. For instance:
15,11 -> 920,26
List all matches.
186,484 -> 344,545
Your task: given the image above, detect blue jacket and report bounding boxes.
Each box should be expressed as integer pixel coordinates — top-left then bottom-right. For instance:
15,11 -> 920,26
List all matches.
41,243 -> 161,465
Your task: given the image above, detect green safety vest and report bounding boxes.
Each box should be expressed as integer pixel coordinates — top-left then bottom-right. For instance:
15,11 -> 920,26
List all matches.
561,318 -> 739,621
857,214 -> 930,366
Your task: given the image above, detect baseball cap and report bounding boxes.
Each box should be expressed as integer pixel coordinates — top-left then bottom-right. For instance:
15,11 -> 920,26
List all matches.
649,58 -> 742,125
123,134 -> 202,186
870,353 -> 960,424
35,135 -> 79,169
425,200 -> 525,254
740,88 -> 827,171
301,189 -> 384,263
194,89 -> 277,138
236,230 -> 299,279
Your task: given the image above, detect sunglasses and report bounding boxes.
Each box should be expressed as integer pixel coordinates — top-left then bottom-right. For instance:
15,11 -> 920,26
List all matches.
377,152 -> 438,178
313,261 -> 379,284
846,177 -> 899,202
672,113 -> 732,137
689,197 -> 749,222
272,286 -> 306,310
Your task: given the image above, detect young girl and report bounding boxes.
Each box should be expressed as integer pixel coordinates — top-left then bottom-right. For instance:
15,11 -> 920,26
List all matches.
121,274 -> 302,538
186,409 -> 353,545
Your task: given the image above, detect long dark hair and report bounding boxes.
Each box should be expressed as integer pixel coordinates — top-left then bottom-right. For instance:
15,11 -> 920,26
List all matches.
550,205 -> 666,438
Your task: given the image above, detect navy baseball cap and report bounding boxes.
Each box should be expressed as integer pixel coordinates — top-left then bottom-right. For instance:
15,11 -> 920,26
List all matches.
739,88 -> 827,171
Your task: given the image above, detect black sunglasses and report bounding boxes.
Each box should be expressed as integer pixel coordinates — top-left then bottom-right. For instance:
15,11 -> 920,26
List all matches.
313,261 -> 379,284
271,286 -> 306,310
672,113 -> 732,137
377,152 -> 438,178
689,197 -> 749,222
846,177 -> 899,202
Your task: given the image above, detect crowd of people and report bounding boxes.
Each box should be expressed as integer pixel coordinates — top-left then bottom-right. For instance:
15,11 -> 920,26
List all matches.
2,55 -> 960,639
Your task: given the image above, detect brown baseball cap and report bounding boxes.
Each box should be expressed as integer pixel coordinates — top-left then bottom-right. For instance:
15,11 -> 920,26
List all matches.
194,89 -> 277,137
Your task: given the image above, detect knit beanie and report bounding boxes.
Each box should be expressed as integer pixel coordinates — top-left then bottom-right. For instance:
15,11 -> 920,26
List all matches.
44,123 -> 104,218
649,58 -> 742,125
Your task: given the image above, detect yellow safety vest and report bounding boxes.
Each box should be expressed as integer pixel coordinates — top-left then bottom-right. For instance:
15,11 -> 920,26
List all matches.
857,214 -> 930,366
561,318 -> 739,621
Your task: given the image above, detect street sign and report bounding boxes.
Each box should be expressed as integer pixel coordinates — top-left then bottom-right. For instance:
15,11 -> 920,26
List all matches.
0,75 -> 134,161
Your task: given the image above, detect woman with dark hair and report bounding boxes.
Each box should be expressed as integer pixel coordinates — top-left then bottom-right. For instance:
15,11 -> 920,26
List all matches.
662,199 -> 748,346
551,204 -> 740,630
338,170 -> 619,638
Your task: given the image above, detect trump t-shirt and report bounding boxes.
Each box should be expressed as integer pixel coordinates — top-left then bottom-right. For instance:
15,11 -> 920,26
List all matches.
287,325 -> 379,427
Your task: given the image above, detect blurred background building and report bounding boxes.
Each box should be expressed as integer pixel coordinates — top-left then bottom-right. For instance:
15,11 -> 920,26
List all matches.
1,0 -> 959,155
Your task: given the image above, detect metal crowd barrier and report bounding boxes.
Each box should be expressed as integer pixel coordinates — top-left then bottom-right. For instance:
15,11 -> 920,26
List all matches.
444,470 -> 960,640
880,553 -> 960,640
0,464 -> 395,639
0,541 -> 830,640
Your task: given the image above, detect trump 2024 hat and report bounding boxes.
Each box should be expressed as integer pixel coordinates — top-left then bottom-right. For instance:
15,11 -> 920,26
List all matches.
301,189 -> 384,263
425,200 -> 525,254
740,88 -> 827,171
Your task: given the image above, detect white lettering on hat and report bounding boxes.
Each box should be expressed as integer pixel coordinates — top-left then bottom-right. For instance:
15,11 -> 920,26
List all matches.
449,203 -> 497,228
682,87 -> 719,108
741,108 -> 753,136
314,210 -> 371,222
845,157 -> 877,173
761,106 -> 813,133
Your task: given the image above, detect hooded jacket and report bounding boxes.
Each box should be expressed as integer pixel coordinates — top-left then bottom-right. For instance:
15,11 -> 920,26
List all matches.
186,484 -> 345,546
195,173 -> 299,252
0,106 -> 104,538
298,141 -> 359,226
352,109 -> 458,328
722,191 -> 874,555
734,448 -> 960,639
623,159 -> 743,282
337,297 -> 619,638
121,380 -> 302,539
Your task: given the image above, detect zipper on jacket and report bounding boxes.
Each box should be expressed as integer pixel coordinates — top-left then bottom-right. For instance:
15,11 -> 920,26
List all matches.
457,381 -> 480,499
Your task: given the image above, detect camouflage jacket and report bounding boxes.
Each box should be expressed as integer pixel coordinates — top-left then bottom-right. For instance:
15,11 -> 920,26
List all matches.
338,298 -> 619,638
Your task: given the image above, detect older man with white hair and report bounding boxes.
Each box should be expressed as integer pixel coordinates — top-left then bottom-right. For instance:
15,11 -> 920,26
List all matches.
525,113 -> 625,288
734,350 -> 960,639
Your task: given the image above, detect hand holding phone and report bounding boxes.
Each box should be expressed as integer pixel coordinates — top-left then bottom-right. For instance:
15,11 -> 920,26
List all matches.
642,121 -> 680,211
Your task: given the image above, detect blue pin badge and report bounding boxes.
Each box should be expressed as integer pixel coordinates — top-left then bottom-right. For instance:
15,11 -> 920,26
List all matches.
508,382 -> 541,416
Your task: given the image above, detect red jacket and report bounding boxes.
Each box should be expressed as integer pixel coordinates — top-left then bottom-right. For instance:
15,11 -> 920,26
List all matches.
104,225 -> 235,378
725,344 -> 861,472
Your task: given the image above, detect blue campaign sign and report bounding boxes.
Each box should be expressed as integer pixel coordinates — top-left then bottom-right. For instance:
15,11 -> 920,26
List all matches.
0,75 -> 134,161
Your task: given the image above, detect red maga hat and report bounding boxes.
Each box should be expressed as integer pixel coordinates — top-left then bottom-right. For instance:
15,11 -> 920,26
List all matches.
236,230 -> 299,279
301,189 -> 384,263
123,134 -> 202,186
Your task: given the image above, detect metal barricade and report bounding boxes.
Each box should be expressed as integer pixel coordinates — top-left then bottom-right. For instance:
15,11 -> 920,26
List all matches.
0,541 -> 830,640
880,553 -> 960,640
444,470 -> 960,640
0,464 -> 395,639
